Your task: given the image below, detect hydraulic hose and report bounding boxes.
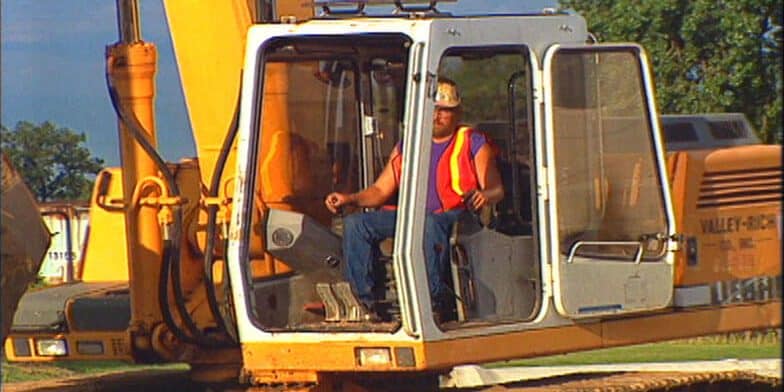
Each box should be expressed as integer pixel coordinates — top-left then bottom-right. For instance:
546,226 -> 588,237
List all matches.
158,239 -> 196,344
106,70 -> 232,348
201,89 -> 242,343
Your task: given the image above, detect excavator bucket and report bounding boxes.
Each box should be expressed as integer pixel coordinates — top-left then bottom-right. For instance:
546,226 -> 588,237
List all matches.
0,154 -> 51,343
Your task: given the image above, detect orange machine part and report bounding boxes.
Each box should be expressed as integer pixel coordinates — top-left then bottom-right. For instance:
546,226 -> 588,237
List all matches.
670,145 -> 782,287
106,41 -> 163,325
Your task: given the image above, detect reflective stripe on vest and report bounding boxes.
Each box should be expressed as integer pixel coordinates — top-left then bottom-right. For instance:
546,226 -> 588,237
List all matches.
449,127 -> 471,196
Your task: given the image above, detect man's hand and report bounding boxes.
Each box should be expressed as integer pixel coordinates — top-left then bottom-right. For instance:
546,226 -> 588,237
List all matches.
464,190 -> 490,211
325,192 -> 353,214
472,142 -> 505,208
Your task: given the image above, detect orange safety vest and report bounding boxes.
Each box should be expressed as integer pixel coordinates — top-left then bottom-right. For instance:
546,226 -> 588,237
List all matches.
390,126 -> 481,212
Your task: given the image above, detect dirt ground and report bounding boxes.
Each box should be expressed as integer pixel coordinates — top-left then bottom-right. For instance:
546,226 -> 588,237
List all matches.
2,368 -> 780,392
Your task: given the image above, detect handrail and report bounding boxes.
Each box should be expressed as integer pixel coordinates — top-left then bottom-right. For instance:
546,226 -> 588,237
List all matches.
567,240 -> 644,264
307,0 -> 456,16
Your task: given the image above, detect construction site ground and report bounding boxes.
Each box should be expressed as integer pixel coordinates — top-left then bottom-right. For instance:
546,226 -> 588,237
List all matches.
1,359 -> 779,392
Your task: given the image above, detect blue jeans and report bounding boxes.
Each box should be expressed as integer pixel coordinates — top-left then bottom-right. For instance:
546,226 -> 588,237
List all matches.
342,209 -> 463,309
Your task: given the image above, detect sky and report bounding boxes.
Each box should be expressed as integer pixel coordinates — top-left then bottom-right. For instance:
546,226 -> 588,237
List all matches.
1,1 -> 556,167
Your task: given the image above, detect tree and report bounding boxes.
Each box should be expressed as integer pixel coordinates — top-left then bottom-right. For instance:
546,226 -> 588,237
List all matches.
559,0 -> 783,143
1,121 -> 104,201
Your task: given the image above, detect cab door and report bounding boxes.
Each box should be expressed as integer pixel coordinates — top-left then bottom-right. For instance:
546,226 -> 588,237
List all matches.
543,44 -> 676,318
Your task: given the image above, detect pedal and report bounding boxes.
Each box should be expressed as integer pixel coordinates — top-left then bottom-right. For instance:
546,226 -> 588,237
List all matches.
332,282 -> 365,322
316,283 -> 343,322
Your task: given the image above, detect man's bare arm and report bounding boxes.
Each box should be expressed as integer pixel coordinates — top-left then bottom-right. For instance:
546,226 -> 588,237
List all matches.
325,149 -> 399,213
468,143 -> 504,210
349,160 -> 397,208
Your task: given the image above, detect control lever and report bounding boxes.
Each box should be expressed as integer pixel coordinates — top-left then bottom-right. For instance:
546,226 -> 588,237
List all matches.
327,194 -> 345,236
327,194 -> 345,216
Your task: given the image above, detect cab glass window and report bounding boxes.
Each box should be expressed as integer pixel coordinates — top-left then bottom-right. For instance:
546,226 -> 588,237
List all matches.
662,122 -> 699,143
708,119 -> 748,140
242,35 -> 410,331
433,47 -> 540,327
550,48 -> 667,260
439,48 -> 534,234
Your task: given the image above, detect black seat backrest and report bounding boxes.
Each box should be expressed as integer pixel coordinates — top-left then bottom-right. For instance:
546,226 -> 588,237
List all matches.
474,122 -> 532,236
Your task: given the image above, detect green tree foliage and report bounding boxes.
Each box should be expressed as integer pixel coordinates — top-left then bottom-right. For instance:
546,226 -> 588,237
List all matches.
1,121 -> 104,201
442,52 -> 529,123
559,0 -> 783,143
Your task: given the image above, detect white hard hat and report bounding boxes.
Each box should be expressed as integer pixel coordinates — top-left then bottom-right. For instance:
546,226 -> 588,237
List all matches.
435,78 -> 461,108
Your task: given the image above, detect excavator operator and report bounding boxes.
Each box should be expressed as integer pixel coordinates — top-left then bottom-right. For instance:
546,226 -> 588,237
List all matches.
325,78 -> 504,322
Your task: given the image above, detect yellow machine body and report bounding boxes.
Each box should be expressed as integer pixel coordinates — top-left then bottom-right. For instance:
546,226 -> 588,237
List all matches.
668,146 -> 782,287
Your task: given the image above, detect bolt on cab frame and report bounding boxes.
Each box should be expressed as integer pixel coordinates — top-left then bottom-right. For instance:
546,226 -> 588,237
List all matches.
226,11 -> 683,385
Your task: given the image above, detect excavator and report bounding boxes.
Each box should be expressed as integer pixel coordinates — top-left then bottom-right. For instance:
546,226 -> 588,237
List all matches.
4,1 -> 781,390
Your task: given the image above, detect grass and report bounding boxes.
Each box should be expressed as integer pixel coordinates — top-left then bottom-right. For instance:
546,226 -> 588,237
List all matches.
494,332 -> 781,367
1,359 -> 188,384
